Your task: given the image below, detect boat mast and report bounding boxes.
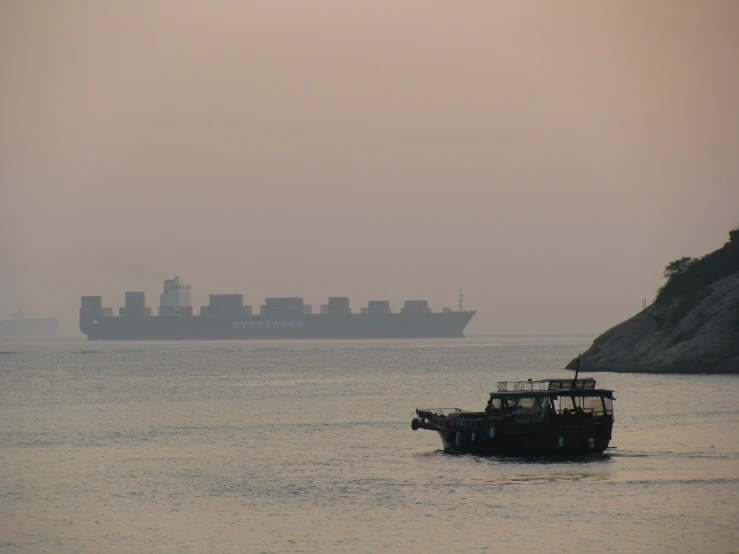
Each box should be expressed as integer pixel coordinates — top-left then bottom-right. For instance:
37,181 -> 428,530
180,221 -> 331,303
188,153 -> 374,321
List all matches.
458,288 -> 464,312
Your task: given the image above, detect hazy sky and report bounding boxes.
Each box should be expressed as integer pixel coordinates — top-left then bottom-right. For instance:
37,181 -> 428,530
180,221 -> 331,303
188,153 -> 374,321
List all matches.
1,1 -> 738,335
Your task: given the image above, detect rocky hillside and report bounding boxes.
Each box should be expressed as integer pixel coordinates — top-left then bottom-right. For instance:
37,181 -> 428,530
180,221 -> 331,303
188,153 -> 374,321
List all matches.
568,230 -> 739,374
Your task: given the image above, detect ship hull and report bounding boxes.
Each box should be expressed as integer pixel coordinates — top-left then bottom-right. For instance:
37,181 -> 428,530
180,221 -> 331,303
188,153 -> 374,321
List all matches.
80,311 -> 476,340
436,420 -> 613,456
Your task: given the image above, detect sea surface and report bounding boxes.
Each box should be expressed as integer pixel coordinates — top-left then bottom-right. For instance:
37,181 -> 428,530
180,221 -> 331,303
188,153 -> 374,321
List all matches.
1,336 -> 738,553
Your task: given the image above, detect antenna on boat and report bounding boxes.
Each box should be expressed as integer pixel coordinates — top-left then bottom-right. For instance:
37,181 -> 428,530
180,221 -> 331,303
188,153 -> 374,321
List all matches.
458,288 -> 464,312
573,353 -> 581,381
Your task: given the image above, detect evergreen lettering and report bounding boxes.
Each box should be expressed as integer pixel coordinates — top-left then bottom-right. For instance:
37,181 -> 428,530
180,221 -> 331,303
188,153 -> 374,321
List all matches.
232,320 -> 305,330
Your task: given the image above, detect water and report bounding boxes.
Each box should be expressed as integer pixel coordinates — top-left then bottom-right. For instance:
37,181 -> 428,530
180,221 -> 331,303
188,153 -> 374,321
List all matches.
1,336 -> 738,553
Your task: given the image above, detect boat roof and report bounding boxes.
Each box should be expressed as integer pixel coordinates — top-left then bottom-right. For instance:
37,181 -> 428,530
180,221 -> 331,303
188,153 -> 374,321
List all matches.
491,389 -> 615,399
491,378 -> 614,398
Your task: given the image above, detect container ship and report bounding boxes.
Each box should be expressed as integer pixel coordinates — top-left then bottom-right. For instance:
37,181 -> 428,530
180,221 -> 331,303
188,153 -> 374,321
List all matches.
79,276 -> 476,340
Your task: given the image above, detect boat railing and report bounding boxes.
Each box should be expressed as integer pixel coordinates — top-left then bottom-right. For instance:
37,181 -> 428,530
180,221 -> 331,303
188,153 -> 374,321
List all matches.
546,378 -> 596,390
415,408 -> 490,431
497,378 -> 597,392
497,380 -> 550,391
415,408 -> 471,417
435,417 -> 488,430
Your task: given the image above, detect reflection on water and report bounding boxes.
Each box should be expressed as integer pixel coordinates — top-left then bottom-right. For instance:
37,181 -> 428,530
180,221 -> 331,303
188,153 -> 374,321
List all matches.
496,472 -> 611,484
0,337 -> 738,553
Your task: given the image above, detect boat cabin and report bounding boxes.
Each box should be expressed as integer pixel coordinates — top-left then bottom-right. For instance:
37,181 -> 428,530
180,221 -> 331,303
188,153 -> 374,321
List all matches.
486,378 -> 615,424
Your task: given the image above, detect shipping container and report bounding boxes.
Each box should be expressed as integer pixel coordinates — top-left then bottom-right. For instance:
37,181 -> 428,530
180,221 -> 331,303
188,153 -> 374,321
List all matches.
327,297 -> 351,315
125,291 -> 146,308
209,294 -> 244,318
80,296 -> 103,318
264,297 -> 304,318
367,300 -> 391,314
401,300 -> 431,314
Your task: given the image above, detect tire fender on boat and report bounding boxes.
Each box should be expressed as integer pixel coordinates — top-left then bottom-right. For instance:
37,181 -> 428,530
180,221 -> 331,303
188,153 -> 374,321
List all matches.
411,418 -> 420,431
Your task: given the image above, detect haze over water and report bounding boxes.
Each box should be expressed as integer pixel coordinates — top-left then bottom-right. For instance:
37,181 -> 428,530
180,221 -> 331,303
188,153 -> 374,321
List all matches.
1,1 -> 738,335
2,3 -> 739,553
1,337 -> 738,553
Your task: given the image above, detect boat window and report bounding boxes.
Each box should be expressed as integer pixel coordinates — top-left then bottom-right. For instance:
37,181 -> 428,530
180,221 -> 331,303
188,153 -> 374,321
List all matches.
603,397 -> 614,415
514,396 -> 548,422
516,397 -> 537,410
576,396 -> 605,414
487,398 -> 516,413
554,396 -> 576,413
552,395 -> 609,415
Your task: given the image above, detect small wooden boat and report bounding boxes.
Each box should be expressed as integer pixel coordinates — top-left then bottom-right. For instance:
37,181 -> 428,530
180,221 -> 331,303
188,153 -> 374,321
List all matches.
411,375 -> 615,456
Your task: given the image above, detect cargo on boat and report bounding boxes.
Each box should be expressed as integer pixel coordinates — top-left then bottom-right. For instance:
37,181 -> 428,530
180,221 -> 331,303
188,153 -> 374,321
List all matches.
411,377 -> 615,456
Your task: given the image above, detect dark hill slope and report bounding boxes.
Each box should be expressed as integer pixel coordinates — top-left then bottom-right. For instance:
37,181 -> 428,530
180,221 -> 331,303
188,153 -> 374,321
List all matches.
568,231 -> 739,374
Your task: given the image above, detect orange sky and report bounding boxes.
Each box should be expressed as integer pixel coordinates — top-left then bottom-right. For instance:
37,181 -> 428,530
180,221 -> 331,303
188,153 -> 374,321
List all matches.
1,1 -> 738,335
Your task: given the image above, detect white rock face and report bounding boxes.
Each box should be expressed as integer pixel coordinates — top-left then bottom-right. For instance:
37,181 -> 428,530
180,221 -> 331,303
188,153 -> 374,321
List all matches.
569,273 -> 739,374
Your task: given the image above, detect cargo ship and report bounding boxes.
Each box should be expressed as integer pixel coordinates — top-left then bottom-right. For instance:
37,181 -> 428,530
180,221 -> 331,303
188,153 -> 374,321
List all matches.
79,276 -> 476,340
0,311 -> 60,339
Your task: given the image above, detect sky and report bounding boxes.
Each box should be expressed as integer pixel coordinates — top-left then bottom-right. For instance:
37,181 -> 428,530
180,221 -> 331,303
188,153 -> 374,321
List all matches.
1,1 -> 738,336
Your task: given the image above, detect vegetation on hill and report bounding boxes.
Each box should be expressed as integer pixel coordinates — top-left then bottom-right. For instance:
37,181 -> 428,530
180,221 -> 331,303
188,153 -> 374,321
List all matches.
655,229 -> 739,309
569,228 -> 739,374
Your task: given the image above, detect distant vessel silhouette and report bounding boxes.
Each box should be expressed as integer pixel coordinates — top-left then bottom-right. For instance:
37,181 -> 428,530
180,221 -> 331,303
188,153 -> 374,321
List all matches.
0,310 -> 60,339
79,276 -> 476,340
